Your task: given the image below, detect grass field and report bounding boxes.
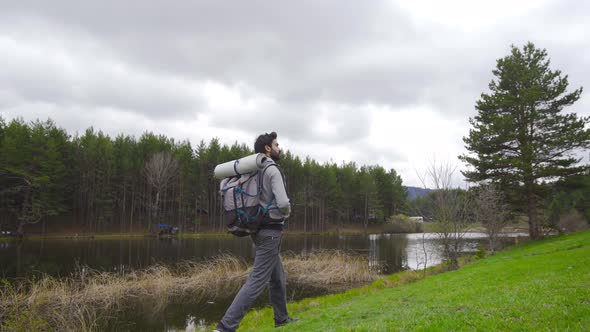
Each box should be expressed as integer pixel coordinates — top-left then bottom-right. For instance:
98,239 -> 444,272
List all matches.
238,230 -> 590,331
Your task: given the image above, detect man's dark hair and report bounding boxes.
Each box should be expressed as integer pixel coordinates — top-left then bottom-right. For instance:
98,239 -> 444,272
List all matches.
254,132 -> 277,154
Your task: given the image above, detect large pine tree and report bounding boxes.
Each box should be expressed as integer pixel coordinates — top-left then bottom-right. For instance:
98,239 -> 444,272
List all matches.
460,42 -> 590,239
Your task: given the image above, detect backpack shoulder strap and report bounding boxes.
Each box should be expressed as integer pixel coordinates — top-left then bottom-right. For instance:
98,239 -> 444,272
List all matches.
258,163 -> 287,193
258,163 -> 277,192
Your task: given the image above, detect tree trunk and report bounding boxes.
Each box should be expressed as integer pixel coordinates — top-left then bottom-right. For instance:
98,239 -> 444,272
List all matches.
527,191 -> 540,239
146,184 -> 150,229
198,197 -> 203,233
364,191 -> 368,231
121,182 -> 126,233
303,201 -> 307,233
129,191 -> 135,232
178,182 -> 182,229
16,221 -> 25,237
154,190 -> 160,230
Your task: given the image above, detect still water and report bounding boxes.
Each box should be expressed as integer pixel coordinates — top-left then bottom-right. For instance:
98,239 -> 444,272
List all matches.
0,232 -> 523,330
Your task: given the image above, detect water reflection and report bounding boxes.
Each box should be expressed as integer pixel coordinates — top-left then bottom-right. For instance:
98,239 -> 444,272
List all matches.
0,232 -> 525,279
402,232 -> 526,270
0,232 -> 525,331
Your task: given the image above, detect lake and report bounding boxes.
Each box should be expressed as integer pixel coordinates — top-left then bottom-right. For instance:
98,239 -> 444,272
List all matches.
0,232 -> 524,330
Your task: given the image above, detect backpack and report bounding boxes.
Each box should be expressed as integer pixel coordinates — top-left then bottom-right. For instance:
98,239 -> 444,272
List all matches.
219,164 -> 278,237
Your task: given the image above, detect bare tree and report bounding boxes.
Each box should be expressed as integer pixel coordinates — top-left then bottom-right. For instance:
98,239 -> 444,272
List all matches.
144,152 -> 179,231
417,159 -> 472,270
414,232 -> 432,277
474,184 -> 510,255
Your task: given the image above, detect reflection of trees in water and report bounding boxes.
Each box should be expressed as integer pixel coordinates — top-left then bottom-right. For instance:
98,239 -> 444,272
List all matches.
404,234 -> 443,270
368,234 -> 378,271
368,234 -> 408,274
406,235 -> 483,269
402,233 -> 525,270
2,241 -> 62,279
1,233 -> 526,280
2,232 -> 529,331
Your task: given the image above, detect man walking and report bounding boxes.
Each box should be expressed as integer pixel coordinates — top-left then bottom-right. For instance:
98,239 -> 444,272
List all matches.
215,132 -> 297,331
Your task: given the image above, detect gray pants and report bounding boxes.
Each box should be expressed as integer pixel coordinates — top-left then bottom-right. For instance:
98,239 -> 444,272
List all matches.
219,229 -> 289,331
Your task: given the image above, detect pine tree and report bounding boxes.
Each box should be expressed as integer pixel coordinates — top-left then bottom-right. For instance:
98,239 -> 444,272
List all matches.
460,42 -> 590,239
0,119 -> 70,235
0,116 -> 412,234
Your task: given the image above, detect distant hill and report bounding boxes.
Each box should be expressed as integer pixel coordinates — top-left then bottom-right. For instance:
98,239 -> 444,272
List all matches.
404,186 -> 433,200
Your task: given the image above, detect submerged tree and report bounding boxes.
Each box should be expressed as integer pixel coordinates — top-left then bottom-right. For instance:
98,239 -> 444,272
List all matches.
460,42 -> 590,239
418,160 -> 472,270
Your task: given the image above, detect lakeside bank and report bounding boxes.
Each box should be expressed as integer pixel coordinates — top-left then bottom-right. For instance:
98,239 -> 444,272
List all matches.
237,230 -> 590,331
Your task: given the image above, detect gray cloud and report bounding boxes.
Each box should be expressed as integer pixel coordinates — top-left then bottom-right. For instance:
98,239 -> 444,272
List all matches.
0,20 -> 206,119
3,1 -> 588,119
0,1 -> 420,105
1,0 -> 589,186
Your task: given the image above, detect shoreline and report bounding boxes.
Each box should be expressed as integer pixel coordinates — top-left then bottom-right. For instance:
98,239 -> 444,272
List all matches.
0,222 -> 531,241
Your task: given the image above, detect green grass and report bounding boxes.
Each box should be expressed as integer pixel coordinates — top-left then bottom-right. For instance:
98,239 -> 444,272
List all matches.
238,231 -> 590,331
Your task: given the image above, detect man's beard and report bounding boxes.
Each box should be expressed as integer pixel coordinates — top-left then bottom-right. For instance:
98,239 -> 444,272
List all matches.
271,150 -> 280,161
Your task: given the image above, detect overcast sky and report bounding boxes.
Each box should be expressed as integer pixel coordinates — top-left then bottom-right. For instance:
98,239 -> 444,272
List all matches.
1,0 -> 589,187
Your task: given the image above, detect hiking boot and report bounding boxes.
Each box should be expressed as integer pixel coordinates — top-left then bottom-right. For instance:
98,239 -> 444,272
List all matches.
213,322 -> 233,332
275,317 -> 299,328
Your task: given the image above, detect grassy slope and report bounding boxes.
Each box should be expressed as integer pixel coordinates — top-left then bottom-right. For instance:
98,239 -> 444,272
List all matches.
239,231 -> 590,331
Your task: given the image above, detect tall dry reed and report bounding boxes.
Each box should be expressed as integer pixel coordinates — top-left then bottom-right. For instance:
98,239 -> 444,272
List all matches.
283,250 -> 378,288
0,251 -> 378,331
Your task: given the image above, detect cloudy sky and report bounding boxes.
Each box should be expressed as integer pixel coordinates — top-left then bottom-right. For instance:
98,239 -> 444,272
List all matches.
1,0 -> 589,187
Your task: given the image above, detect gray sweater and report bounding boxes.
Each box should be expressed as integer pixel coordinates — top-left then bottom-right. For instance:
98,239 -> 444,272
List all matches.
259,159 -> 291,220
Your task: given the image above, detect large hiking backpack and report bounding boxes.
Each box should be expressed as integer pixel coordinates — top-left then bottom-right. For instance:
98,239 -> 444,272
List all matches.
219,164 -> 277,237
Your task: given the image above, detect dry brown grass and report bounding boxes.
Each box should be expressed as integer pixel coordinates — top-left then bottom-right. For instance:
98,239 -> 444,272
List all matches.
0,251 -> 378,331
283,250 -> 379,289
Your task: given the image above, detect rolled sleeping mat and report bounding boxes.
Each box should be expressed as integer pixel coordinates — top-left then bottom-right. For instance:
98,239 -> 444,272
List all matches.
213,153 -> 268,179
